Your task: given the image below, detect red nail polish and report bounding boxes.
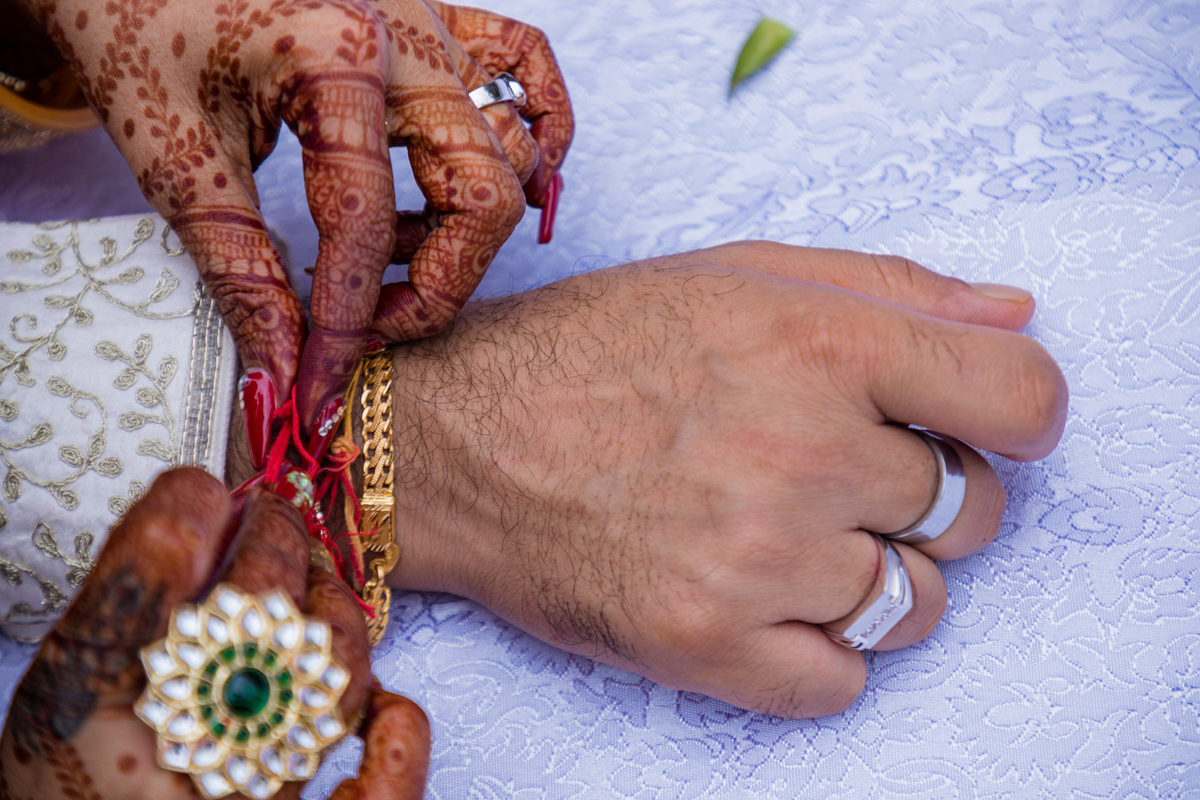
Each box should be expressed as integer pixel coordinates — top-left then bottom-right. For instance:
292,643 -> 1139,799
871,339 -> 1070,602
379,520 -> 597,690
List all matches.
230,471 -> 266,496
364,337 -> 386,355
538,172 -> 562,244
239,369 -> 276,470
307,396 -> 345,463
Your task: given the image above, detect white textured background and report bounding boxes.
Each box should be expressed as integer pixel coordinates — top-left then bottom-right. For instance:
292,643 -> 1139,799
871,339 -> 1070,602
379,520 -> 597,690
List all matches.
2,0 -> 1199,797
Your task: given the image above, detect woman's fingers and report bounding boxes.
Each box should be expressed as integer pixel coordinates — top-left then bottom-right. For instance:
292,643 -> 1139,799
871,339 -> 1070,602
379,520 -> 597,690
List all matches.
220,488 -> 311,609
442,35 -> 539,185
164,157 -> 304,455
391,209 -> 435,265
372,87 -> 524,342
219,490 -> 376,796
302,563 -> 373,722
27,469 -> 229,711
220,488 -> 372,710
282,61 -> 398,430
675,241 -> 1037,331
328,690 -> 432,800
429,1 -> 574,206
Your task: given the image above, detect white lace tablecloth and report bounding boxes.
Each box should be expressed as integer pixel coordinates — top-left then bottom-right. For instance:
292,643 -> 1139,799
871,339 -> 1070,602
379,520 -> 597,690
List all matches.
3,0 -> 1199,796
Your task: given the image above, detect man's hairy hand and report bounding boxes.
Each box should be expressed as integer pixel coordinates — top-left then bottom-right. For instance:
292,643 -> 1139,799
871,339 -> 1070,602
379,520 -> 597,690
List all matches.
384,241 -> 1068,719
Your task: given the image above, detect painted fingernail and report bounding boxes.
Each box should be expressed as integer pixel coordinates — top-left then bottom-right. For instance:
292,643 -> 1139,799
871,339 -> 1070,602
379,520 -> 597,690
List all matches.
538,172 -> 562,244
307,396 -> 345,463
971,282 -> 1032,303
230,471 -> 266,497
238,369 -> 276,470
364,337 -> 386,355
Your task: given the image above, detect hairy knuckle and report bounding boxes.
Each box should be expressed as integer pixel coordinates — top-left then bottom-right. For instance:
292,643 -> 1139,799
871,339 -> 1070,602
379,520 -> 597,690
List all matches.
868,253 -> 926,293
775,306 -> 855,380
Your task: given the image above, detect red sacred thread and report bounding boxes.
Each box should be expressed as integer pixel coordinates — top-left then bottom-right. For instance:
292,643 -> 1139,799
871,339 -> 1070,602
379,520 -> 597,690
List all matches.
249,389 -> 376,618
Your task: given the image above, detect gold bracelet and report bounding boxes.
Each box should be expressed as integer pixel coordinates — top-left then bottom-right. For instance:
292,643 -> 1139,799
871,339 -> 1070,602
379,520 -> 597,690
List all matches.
0,64 -> 97,153
345,350 -> 399,646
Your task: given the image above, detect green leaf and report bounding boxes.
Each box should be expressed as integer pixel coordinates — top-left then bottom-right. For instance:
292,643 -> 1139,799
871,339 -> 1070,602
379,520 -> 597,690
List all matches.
731,17 -> 795,94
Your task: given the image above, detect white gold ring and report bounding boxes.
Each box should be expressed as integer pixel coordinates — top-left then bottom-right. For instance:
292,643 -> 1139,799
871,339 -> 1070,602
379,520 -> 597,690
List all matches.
883,430 -> 967,545
824,535 -> 913,651
469,72 -> 527,110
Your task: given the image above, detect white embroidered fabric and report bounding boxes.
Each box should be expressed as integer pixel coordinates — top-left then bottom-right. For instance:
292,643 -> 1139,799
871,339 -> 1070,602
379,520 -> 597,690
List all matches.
2,0 -> 1198,796
0,217 -> 237,640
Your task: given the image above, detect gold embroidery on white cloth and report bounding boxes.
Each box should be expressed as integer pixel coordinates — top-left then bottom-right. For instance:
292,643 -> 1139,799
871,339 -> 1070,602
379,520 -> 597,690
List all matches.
103,334 -> 180,464
0,216 -> 235,632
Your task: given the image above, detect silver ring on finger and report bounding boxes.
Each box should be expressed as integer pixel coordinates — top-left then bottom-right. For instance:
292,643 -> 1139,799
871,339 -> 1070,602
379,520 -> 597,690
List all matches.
883,429 -> 967,545
824,535 -> 913,651
469,72 -> 527,110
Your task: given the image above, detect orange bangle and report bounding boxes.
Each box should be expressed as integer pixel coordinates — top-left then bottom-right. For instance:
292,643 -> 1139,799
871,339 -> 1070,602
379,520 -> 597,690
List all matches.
0,64 -> 97,153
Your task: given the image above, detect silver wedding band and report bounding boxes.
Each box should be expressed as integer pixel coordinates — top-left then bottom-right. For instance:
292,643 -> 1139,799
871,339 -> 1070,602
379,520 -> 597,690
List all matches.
469,72 -> 527,110
825,535 -> 913,651
883,430 -> 967,545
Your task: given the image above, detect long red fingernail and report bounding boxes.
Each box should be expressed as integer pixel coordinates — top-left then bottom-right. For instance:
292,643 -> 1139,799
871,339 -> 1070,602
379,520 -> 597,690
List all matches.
538,172 -> 562,244
230,471 -> 266,497
239,369 -> 276,470
307,396 -> 345,463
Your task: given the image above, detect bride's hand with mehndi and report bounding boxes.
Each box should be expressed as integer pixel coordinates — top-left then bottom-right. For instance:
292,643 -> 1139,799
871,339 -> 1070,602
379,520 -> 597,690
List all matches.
0,467 -> 430,799
7,0 -> 572,456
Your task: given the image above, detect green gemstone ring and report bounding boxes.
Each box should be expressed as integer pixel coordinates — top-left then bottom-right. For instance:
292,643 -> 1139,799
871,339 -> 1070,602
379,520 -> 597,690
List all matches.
135,584 -> 351,799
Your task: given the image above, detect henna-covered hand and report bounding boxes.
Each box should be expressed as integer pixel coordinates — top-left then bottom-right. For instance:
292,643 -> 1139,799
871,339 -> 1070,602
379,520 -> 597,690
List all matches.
14,0 -> 573,448
0,468 -> 430,800
426,1 -> 573,208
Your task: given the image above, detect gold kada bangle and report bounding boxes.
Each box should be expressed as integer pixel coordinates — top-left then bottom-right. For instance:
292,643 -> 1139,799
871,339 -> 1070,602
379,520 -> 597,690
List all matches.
343,349 -> 399,646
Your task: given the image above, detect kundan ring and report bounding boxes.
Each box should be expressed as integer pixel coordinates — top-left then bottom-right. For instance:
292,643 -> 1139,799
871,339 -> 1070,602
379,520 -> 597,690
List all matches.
824,535 -> 914,651
135,584 -> 351,800
469,72 -> 527,109
883,430 -> 967,545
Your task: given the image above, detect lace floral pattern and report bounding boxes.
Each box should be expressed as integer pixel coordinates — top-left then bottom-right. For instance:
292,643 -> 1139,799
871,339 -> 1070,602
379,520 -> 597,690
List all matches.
1,0 -> 1198,796
297,1 -> 1199,796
